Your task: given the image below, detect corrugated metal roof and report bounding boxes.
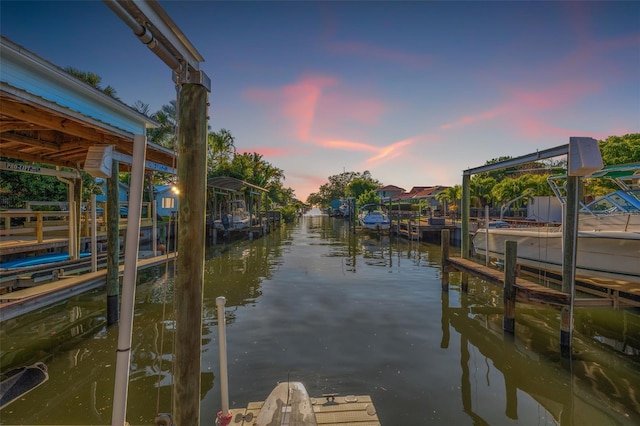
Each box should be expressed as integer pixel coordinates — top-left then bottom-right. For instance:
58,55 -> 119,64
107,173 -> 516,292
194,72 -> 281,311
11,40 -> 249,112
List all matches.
207,176 -> 267,193
0,36 -> 176,173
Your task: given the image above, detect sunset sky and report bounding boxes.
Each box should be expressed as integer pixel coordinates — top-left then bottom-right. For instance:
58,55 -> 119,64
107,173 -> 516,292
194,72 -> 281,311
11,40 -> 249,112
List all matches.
2,1 -> 639,201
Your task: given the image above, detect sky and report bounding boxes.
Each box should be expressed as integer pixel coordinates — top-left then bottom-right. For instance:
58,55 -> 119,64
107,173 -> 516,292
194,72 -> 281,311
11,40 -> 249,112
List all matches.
2,1 -> 639,202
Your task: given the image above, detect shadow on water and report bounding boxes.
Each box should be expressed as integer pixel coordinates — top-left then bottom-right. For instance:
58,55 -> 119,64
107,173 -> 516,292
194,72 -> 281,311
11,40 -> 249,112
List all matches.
0,215 -> 639,425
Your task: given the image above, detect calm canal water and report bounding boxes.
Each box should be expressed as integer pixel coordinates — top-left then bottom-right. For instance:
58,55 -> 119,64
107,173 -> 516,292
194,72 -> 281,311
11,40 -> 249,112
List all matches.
1,214 -> 639,425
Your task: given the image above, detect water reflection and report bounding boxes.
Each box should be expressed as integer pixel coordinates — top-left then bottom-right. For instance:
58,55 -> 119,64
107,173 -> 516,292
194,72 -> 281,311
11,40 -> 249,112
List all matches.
0,216 -> 638,425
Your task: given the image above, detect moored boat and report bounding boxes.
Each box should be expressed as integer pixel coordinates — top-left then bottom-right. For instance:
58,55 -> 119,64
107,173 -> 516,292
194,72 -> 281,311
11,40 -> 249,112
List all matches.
358,204 -> 390,231
473,163 -> 640,286
254,381 -> 318,426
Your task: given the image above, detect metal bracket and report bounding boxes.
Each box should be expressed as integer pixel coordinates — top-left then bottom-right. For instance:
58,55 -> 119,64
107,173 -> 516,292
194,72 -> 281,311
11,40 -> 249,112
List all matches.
173,66 -> 211,91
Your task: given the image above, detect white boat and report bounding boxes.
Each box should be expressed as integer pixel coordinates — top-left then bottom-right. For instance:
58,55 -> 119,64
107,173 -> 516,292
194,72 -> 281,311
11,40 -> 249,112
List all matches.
359,204 -> 391,231
254,381 -> 318,426
339,199 -> 351,218
472,164 -> 640,286
214,199 -> 252,230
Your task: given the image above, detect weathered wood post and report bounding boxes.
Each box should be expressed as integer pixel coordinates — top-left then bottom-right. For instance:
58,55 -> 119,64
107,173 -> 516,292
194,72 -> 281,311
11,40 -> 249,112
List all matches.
106,159 -> 120,326
441,229 -> 450,291
505,373 -> 518,419
460,273 -> 469,293
461,173 -> 471,259
503,240 -> 517,334
173,82 -> 209,426
440,288 -> 450,349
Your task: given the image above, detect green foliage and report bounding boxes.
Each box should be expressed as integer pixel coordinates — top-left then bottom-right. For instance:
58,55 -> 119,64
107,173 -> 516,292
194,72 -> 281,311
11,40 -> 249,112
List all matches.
208,128 -> 236,171
205,129 -> 296,208
599,134 -> 640,166
469,176 -> 497,207
64,67 -> 120,100
279,205 -> 298,223
0,162 -> 67,207
347,178 -> 379,200
310,170 -> 381,206
356,189 -> 380,207
148,101 -> 178,149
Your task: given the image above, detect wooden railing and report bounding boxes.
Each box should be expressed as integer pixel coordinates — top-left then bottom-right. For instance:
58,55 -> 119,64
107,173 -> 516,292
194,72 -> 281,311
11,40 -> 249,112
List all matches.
0,202 -> 153,243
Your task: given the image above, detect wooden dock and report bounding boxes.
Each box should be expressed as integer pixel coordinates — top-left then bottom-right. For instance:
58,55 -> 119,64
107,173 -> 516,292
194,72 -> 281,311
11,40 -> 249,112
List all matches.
0,252 -> 176,321
446,257 -> 639,308
229,393 -> 381,425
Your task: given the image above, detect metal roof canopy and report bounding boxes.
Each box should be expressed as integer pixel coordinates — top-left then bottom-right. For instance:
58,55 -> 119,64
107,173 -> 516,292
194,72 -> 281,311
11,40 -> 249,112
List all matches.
0,37 -> 177,174
207,176 -> 268,194
463,144 -> 569,176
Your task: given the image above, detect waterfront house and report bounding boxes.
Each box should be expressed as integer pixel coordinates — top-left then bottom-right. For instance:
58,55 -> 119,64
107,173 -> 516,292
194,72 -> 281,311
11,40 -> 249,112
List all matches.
375,185 -> 405,202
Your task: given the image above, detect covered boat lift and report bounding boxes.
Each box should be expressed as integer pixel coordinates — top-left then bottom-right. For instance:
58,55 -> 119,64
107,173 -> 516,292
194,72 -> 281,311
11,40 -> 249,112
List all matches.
207,176 -> 270,241
0,36 -> 177,263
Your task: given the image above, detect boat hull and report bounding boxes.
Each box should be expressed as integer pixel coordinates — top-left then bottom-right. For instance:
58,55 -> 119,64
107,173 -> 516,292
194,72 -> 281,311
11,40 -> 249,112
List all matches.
472,228 -> 640,285
254,381 -> 318,426
359,212 -> 390,231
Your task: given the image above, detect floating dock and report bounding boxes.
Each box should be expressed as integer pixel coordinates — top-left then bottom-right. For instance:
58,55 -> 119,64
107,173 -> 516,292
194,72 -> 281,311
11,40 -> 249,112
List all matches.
229,393 -> 381,425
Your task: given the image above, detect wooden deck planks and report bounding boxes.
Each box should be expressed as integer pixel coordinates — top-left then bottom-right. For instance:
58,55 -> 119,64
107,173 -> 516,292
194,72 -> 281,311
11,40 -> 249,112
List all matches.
447,257 -> 569,307
229,394 -> 381,425
446,256 -> 640,308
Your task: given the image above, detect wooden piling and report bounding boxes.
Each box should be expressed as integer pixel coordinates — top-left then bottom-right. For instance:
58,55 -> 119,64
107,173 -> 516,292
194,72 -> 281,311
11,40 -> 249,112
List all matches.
441,229 -> 450,291
441,229 -> 450,267
461,272 -> 468,293
106,159 -> 120,326
440,291 -> 450,349
173,83 -> 208,426
503,240 -> 517,334
461,174 -> 471,259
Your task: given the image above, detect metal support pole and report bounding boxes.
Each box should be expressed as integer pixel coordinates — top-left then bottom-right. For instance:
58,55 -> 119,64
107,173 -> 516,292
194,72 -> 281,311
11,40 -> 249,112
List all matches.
485,205 -> 490,267
112,134 -> 147,426
216,297 -> 230,420
91,194 -> 97,272
560,175 -> 579,357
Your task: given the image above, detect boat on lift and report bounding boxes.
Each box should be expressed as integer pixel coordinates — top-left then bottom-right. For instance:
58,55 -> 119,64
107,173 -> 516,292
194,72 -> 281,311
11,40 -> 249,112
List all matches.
358,204 -> 391,232
472,163 -> 640,286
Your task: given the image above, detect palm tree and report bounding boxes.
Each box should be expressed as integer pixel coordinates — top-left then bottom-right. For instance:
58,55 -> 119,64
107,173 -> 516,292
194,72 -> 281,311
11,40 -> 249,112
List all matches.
64,66 -> 120,100
470,176 -> 496,209
208,129 -> 236,167
149,101 -> 178,149
436,185 -> 462,218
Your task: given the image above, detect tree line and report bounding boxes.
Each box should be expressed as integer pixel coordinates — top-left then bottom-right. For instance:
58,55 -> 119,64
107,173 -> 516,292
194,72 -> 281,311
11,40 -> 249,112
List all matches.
306,134 -> 640,216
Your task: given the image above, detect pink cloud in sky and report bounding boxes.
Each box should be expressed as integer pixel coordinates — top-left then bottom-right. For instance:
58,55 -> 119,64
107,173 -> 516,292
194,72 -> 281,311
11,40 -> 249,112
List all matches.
365,137 -> 416,164
245,75 -> 338,142
320,139 -> 379,152
319,92 -> 386,126
512,115 -> 615,141
245,74 -> 390,146
441,106 -> 507,130
327,40 -> 436,69
319,136 -> 420,166
440,78 -> 602,135
508,80 -> 600,110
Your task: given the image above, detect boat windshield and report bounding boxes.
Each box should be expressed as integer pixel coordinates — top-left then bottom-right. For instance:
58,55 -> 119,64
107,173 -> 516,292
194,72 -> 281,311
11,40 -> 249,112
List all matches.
582,189 -> 640,214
